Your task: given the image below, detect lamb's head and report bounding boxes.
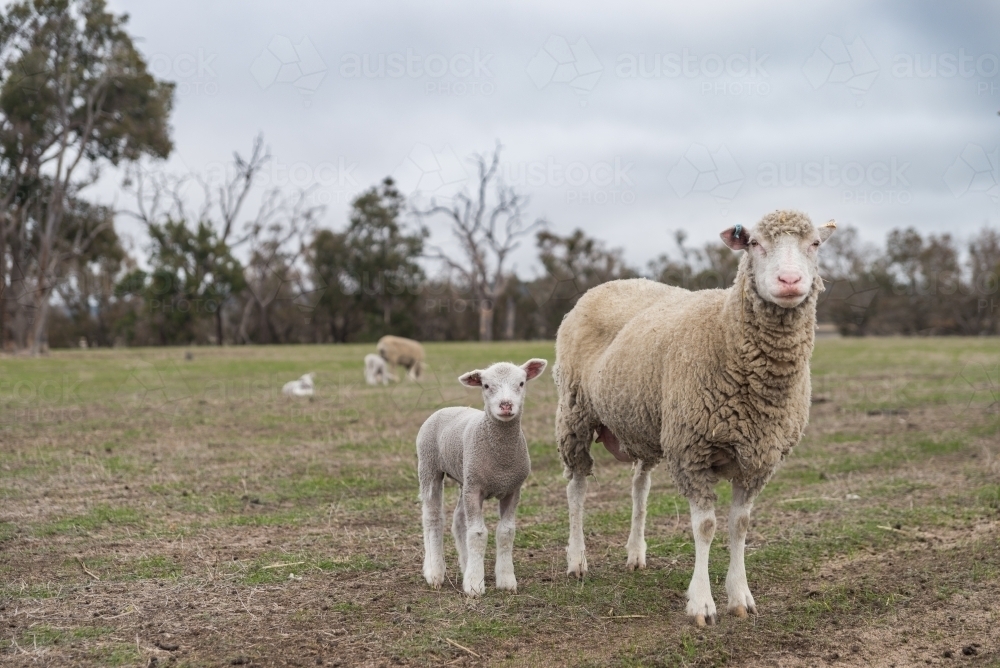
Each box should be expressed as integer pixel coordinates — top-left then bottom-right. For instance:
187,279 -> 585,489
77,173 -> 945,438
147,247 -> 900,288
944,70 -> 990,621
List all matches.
721,210 -> 836,309
459,359 -> 548,422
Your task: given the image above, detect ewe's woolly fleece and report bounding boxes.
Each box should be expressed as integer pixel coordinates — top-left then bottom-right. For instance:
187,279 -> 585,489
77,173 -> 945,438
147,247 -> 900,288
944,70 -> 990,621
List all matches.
554,210 -> 821,507
377,335 -> 425,374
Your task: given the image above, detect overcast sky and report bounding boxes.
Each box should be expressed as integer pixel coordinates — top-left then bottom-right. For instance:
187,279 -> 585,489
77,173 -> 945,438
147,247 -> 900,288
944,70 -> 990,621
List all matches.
103,0 -> 1000,277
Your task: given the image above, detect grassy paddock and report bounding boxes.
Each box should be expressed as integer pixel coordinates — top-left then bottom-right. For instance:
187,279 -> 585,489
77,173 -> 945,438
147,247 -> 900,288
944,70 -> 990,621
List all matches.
0,338 -> 998,666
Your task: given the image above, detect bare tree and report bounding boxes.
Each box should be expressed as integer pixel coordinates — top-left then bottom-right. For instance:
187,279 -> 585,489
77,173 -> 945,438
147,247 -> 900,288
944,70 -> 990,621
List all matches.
415,144 -> 544,341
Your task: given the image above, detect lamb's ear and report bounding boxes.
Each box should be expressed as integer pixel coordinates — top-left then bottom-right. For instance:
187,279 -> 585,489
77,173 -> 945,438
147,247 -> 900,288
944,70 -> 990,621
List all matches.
818,220 -> 837,243
459,370 -> 483,387
720,224 -> 750,250
521,358 -> 547,381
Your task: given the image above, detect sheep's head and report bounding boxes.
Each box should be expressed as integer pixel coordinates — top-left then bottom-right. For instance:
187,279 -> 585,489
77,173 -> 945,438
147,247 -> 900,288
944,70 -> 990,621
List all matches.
459,359 -> 548,422
721,210 -> 836,309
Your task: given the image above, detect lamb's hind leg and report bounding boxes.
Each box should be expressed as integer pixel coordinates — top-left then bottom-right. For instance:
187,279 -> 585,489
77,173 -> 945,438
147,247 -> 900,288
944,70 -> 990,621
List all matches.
686,500 -> 718,626
452,492 -> 468,575
726,480 -> 757,617
420,471 -> 446,588
626,460 -> 653,570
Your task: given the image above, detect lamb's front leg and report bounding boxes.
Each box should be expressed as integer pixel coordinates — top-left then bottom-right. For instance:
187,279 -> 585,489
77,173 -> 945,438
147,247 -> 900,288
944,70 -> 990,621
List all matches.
462,486 -> 488,597
626,461 -> 652,570
495,489 -> 520,592
686,501 -> 718,626
726,480 -> 757,617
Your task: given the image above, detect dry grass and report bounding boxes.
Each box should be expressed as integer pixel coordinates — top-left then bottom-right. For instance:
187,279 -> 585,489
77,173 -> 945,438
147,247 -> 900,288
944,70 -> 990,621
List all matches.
1,339 -> 999,667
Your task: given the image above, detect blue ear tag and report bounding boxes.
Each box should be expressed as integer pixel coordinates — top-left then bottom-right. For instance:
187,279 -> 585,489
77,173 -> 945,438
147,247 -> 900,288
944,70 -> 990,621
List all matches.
733,224 -> 742,239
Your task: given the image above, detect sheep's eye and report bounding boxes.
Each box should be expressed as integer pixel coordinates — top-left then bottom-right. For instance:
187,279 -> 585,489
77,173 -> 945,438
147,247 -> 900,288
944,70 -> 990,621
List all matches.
812,240 -> 820,247
483,384 -> 489,390
519,382 -> 524,387
750,239 -> 758,247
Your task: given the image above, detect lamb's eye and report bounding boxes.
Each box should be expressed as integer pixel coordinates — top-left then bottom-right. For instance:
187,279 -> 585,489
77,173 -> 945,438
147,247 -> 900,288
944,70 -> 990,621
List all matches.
519,382 -> 524,387
812,240 -> 820,247
483,384 -> 489,390
750,239 -> 758,247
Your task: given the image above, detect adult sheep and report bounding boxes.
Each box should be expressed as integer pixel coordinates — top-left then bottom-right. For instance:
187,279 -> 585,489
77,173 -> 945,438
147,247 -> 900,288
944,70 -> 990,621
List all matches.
377,335 -> 425,381
554,210 -> 836,626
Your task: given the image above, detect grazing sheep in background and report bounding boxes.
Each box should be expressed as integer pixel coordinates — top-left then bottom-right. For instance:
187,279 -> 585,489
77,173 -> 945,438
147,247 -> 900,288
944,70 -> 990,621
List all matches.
554,210 -> 836,626
364,353 -> 397,385
417,358 -> 548,597
282,373 -> 315,397
377,335 -> 425,381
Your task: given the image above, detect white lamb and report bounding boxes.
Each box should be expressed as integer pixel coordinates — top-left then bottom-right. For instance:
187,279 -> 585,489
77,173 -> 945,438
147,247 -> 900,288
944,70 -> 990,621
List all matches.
554,210 -> 836,625
416,358 -> 548,597
364,353 -> 397,386
282,373 -> 315,397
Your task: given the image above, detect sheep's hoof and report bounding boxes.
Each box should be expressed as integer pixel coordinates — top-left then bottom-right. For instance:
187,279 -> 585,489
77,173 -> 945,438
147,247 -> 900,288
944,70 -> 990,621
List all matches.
731,605 -> 748,618
693,613 -> 717,628
625,556 -> 646,571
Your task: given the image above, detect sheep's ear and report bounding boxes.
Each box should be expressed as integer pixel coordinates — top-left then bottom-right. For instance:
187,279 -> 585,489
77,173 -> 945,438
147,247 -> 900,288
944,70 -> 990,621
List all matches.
521,358 -> 547,381
459,371 -> 483,387
818,220 -> 837,243
720,224 -> 750,250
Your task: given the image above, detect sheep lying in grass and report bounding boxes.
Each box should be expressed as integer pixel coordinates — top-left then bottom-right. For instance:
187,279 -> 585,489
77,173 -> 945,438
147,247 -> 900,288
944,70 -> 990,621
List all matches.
554,210 -> 836,625
364,353 -> 397,386
282,373 -> 315,397
417,358 -> 547,596
377,335 -> 425,381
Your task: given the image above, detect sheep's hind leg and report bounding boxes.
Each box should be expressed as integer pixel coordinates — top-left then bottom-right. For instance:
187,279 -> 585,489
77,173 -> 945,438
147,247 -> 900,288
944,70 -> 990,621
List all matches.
462,486 -> 488,597
452,493 -> 468,575
626,460 -> 652,570
726,480 -> 757,617
420,471 -> 446,588
495,489 -> 520,592
686,501 -> 718,626
566,473 -> 588,578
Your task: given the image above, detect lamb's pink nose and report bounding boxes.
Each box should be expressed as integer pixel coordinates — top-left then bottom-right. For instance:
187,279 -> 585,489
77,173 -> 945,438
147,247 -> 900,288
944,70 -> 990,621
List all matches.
499,401 -> 513,414
778,272 -> 803,286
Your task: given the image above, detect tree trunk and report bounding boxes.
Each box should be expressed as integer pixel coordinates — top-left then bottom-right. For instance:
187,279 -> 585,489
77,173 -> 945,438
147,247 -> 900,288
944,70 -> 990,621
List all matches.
0,228 -> 6,351
215,308 -> 224,345
503,295 -> 516,340
478,302 -> 494,341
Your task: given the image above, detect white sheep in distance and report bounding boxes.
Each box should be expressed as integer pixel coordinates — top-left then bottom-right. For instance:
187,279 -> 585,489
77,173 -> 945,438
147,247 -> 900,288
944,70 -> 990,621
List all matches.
554,210 -> 836,626
417,358 -> 548,597
377,335 -> 425,381
364,353 -> 397,386
282,373 -> 315,397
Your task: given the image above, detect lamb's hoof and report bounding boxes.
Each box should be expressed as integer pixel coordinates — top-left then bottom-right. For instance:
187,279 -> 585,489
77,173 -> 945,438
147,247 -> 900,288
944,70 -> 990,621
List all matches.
626,555 -> 646,571
566,551 -> 588,579
693,612 -> 718,627
729,603 -> 756,618
423,569 -> 444,589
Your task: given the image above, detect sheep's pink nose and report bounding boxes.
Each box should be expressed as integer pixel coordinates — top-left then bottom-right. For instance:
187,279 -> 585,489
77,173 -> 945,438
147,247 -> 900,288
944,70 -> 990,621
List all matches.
499,401 -> 513,413
778,272 -> 803,286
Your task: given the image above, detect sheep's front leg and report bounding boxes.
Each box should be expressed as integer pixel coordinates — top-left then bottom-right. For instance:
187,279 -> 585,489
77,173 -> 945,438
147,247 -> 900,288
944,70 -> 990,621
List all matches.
626,461 -> 652,570
686,501 -> 718,626
726,480 -> 757,617
566,472 -> 588,577
420,471 -> 446,588
495,489 -> 520,592
462,486 -> 488,597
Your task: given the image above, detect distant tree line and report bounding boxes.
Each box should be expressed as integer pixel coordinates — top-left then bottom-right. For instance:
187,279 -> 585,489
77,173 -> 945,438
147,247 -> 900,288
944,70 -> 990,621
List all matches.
1,0 -> 999,352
